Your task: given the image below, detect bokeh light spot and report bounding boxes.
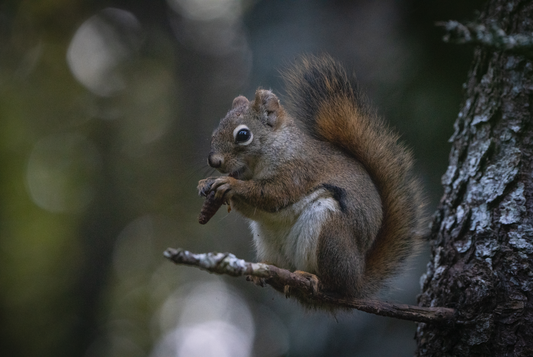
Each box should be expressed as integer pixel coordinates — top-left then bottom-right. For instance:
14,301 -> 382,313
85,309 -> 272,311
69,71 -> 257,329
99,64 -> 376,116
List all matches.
66,8 -> 142,96
166,0 -> 242,22
26,133 -> 102,213
152,279 -> 255,357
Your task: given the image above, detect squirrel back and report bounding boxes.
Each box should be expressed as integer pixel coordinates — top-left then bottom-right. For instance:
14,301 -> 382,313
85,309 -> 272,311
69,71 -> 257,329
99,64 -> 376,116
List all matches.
283,55 -> 427,296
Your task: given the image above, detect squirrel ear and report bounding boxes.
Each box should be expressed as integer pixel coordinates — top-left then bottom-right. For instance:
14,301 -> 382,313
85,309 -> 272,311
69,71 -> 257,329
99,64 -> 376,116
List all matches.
232,96 -> 249,109
253,89 -> 284,128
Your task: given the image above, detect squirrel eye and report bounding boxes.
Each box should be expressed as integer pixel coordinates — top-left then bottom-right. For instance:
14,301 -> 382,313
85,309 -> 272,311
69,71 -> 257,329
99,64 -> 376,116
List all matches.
233,124 -> 253,145
236,129 -> 250,141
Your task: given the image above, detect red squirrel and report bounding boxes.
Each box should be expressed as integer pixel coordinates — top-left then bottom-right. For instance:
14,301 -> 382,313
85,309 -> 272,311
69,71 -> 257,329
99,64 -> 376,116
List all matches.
197,55 -> 427,305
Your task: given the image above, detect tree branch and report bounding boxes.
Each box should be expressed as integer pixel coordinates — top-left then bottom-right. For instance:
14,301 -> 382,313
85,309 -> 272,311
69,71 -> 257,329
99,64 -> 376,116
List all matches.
163,247 -> 456,324
438,20 -> 533,59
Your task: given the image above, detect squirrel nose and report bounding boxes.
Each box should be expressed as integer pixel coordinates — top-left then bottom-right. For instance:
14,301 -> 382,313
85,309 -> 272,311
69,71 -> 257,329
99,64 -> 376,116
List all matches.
208,152 -> 223,168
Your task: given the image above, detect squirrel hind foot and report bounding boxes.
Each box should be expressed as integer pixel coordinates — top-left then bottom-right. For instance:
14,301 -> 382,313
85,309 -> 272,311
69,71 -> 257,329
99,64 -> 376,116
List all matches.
284,270 -> 320,297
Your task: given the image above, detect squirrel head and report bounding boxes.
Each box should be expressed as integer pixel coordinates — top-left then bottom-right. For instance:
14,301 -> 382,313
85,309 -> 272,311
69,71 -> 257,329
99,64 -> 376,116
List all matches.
207,89 -> 286,179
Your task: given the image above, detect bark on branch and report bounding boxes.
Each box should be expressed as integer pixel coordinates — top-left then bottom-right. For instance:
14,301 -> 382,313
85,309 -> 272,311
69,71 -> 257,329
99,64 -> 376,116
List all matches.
164,247 -> 456,324
438,20 -> 533,59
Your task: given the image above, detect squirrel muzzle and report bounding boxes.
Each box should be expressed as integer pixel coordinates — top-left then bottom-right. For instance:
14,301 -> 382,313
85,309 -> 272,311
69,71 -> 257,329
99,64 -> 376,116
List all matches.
207,152 -> 224,169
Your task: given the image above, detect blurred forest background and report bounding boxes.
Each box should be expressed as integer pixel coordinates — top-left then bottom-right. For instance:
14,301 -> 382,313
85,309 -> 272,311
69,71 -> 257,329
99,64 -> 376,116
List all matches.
0,0 -> 485,356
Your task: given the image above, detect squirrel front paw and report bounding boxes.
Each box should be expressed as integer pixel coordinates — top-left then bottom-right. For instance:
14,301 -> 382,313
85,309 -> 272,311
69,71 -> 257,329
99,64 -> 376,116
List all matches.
198,176 -> 239,202
210,176 -> 237,201
197,177 -> 217,197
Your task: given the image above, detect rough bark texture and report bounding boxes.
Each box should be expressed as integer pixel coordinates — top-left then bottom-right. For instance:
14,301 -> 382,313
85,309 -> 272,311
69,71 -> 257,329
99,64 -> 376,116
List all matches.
416,1 -> 533,356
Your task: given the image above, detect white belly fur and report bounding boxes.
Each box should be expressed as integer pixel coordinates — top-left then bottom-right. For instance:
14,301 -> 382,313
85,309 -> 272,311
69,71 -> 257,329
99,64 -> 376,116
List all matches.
248,189 -> 339,273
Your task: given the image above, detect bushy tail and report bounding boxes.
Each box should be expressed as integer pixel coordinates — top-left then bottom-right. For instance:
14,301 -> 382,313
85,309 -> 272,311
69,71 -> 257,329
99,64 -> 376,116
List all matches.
283,55 -> 427,295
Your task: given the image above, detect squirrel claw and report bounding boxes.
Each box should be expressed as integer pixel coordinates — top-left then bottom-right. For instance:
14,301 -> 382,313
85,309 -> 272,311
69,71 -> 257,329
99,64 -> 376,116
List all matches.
197,177 -> 216,197
284,285 -> 291,298
214,183 -> 232,201
209,177 -> 235,201
246,275 -> 266,287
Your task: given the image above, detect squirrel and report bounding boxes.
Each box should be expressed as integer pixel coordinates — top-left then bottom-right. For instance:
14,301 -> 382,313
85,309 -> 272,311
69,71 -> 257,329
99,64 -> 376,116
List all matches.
197,55 -> 427,305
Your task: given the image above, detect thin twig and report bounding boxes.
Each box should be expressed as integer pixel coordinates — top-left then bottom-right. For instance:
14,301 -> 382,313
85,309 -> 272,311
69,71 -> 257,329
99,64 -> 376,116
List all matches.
438,20 -> 533,59
164,247 -> 456,324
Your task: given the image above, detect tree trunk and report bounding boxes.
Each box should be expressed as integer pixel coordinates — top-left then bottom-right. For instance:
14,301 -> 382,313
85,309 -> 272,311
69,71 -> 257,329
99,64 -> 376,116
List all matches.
416,1 -> 533,356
